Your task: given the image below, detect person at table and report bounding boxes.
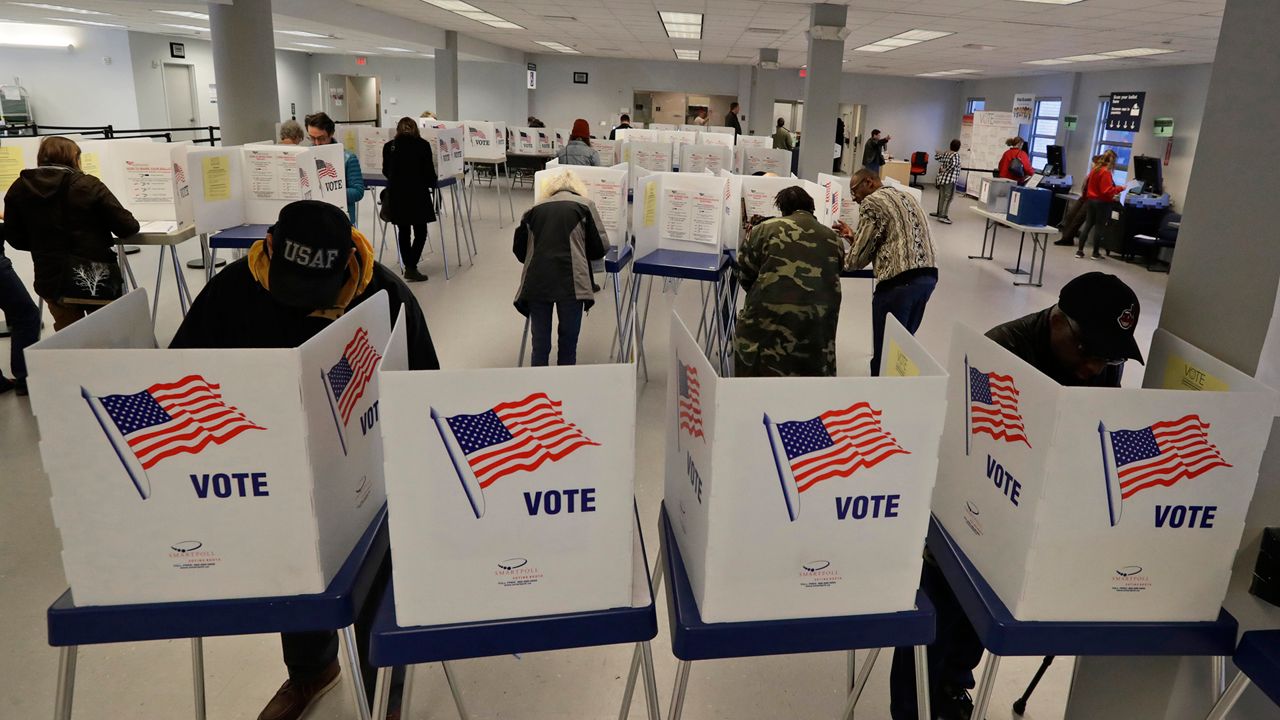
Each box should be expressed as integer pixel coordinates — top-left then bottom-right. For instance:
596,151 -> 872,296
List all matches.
931,139 -> 963,225
889,272 -> 1142,720
772,118 -> 794,151
608,113 -> 632,140
556,119 -> 601,167
734,186 -> 843,378
170,200 -> 437,720
836,169 -> 937,376
3,136 -> 138,331
0,216 -> 40,396
512,170 -> 607,367
279,119 -> 304,145
381,116 -> 437,283
725,102 -> 742,136
305,112 -> 366,226
1075,150 -> 1124,260
997,136 -> 1033,185
862,128 -> 891,175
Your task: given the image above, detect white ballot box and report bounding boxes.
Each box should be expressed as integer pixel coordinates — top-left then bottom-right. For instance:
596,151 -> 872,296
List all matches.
462,120 -> 505,162
741,147 -> 792,176
421,127 -> 466,178
633,171 -> 727,257
933,324 -> 1276,622
379,350 -> 637,626
680,144 -> 732,175
534,164 -> 629,248
25,289 -> 391,606
664,311 -> 947,622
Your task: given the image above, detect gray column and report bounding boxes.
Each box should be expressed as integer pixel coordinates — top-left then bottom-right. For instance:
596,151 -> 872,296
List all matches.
435,30 -> 459,121
208,0 -> 279,146
797,3 -> 847,180
1066,2 -> 1280,719
748,49 -> 778,137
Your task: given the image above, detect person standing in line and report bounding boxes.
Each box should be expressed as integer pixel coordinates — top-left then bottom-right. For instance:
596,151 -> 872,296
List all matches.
862,128 -> 891,175
305,112 -> 366,226
834,116 -> 846,174
1076,150 -> 1124,259
836,169 -> 938,376
734,186 -> 844,378
513,170 -> 608,367
279,120 -> 305,145
0,218 -> 40,395
382,116 -> 437,283
997,136 -> 1033,185
556,119 -> 601,166
772,118 -> 795,151
931,139 -> 964,224
608,113 -> 632,140
3,136 -> 138,330
725,102 -> 743,136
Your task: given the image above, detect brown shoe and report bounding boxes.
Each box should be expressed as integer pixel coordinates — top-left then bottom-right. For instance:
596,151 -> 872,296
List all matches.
257,660 -> 342,720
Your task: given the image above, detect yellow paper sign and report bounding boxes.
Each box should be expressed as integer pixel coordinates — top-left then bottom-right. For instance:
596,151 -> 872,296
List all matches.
884,339 -> 920,377
0,146 -> 24,194
643,182 -> 657,227
1163,355 -> 1229,392
79,151 -> 101,179
202,155 -> 232,202
342,131 -> 357,154
623,147 -> 631,163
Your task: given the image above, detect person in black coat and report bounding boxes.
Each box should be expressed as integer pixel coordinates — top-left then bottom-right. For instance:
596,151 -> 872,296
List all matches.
382,117 -> 437,282
834,116 -> 846,173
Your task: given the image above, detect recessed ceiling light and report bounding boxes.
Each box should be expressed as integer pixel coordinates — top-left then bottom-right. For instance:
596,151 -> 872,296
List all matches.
895,29 -> 951,41
1010,0 -> 1084,4
160,24 -> 208,32
1024,58 -> 1074,65
746,27 -> 785,34
456,10 -> 502,21
12,2 -> 107,15
295,42 -> 333,49
660,12 -> 702,25
963,43 -> 997,51
659,11 -> 702,40
1059,53 -> 1112,62
424,0 -> 481,11
153,10 -> 208,21
854,29 -> 952,53
481,20 -> 524,29
535,40 -> 580,54
674,49 -> 700,61
918,68 -> 978,77
45,16 -> 121,27
424,1 -> 524,31
379,46 -> 413,52
278,30 -> 336,38
1102,47 -> 1176,57
853,44 -> 894,53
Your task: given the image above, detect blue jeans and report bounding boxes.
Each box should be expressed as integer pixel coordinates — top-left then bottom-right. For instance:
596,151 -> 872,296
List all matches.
870,274 -> 937,376
0,257 -> 40,379
528,300 -> 585,367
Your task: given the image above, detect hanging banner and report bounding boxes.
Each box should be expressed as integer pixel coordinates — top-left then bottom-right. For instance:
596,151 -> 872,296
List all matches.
1106,91 -> 1146,132
1012,94 -> 1035,123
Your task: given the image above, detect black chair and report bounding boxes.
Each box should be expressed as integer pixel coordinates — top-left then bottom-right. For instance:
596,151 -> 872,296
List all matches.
1132,211 -> 1180,271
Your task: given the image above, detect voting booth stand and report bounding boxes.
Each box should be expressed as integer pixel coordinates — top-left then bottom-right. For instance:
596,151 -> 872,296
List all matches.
372,321 -> 660,719
31,290 -> 394,720
461,120 -> 515,228
929,324 -> 1272,718
637,312 -> 944,720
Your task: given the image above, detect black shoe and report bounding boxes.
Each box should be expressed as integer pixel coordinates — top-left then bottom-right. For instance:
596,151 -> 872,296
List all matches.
939,217 -> 953,224
0,375 -> 12,395
1053,239 -> 1073,246
403,269 -> 429,282
15,379 -> 28,397
1091,253 -> 1104,260
937,688 -> 975,720
929,212 -> 940,218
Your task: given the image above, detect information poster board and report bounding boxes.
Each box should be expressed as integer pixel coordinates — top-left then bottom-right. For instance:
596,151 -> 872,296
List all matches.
334,123 -> 361,156
633,171 -> 726,258
741,148 -> 793,176
964,111 -> 1019,198
1013,93 -> 1035,124
593,138 -> 618,166
1106,91 -> 1146,132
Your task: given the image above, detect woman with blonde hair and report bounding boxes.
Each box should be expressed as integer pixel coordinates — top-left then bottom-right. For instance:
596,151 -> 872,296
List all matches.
1075,149 -> 1123,259
512,170 -> 608,366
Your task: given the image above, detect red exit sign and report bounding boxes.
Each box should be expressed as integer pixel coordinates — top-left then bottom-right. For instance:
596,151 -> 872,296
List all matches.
356,56 -> 368,65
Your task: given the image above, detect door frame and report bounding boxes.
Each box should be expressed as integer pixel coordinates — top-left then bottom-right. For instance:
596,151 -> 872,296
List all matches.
161,62 -> 199,129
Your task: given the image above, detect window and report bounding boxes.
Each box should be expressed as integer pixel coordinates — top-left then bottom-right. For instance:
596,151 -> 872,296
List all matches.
965,97 -> 986,114
1093,96 -> 1136,183
1029,97 -> 1062,169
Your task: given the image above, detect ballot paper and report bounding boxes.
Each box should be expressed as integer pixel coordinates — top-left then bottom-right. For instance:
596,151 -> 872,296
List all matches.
138,220 -> 180,234
1118,179 -> 1144,206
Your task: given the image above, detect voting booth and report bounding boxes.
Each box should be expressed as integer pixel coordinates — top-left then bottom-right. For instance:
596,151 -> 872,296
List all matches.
633,171 -> 728,256
420,126 -> 466,178
697,132 -> 734,149
679,144 -> 732,175
354,126 -> 393,176
593,138 -> 618,166
663,312 -> 948,622
719,175 -> 826,251
534,164 -> 629,248
736,134 -> 772,150
623,141 -> 674,190
933,324 -> 1276,622
186,143 -> 346,234
818,172 -> 859,228
615,128 -> 659,145
379,314 -> 638,626
740,147 -> 792,176
462,120 -> 506,161
25,289 -> 392,607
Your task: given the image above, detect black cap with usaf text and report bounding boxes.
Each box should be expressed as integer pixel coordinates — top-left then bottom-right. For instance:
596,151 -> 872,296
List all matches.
1058,272 -> 1144,364
267,200 -> 353,309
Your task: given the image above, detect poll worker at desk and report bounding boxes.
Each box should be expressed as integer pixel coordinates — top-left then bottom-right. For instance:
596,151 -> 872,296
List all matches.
170,200 -> 438,720
888,271 -> 1144,720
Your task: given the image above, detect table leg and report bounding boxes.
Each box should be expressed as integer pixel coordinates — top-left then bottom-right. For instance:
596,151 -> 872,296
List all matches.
399,664 -> 416,719
840,647 -> 880,720
117,243 -> 138,290
1036,233 -> 1048,287
53,645 -> 78,720
639,641 -> 661,720
667,660 -> 692,720
970,220 -> 997,260
1204,672 -> 1252,720
171,244 -> 192,315
970,653 -> 1001,720
913,645 -> 931,720
340,624 -> 373,720
151,246 -> 166,327
635,276 -> 654,383
191,637 -> 207,720
1006,232 -> 1031,276
847,650 -> 856,691
611,270 -> 625,363
1014,233 -> 1047,287
371,667 -> 392,720
442,661 -> 470,720
618,643 -> 642,719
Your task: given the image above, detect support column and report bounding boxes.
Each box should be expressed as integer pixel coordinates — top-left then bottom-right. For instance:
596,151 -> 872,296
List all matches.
748,49 -> 778,137
1066,2 -> 1280,718
797,3 -> 848,180
435,30 -> 459,120
208,0 -> 279,146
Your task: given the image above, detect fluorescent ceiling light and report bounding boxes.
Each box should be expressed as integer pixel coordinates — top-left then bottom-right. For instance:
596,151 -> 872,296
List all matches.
456,11 -> 503,21
666,30 -> 700,39
855,29 -> 952,53
481,20 -> 524,29
674,49 -> 700,61
277,30 -> 336,38
424,0 -> 481,11
896,29 -> 951,41
46,16 -> 121,27
854,44 -> 895,53
1010,0 -> 1084,4
1024,58 -> 1073,65
535,40 -> 579,54
918,68 -> 977,77
660,12 -> 702,25
0,20 -> 74,46
160,24 -> 208,32
659,10 -> 702,40
12,2 -> 107,14
1102,47 -> 1176,57
295,42 -> 333,49
1059,53 -> 1111,62
379,46 -> 412,52
153,10 -> 208,20
425,1 -> 524,31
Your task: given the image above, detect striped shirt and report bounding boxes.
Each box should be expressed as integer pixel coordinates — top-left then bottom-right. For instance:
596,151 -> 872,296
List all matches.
844,186 -> 937,284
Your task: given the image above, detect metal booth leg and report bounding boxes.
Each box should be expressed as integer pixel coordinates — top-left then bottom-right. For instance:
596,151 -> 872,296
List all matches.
913,645 -> 931,720
191,637 -> 207,720
399,664 -> 416,720
1204,671 -> 1252,720
619,643 -> 643,719
841,647 -> 881,720
1212,655 -> 1227,699
970,653 -> 1001,720
371,666 -> 392,720
151,246 -> 166,328
667,660 -> 692,720
639,641 -> 661,720
340,624 -> 373,720
441,661 -> 470,720
53,645 -> 78,720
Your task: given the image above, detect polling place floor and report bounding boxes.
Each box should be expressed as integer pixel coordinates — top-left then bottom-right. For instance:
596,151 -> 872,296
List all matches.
0,182 -> 1169,718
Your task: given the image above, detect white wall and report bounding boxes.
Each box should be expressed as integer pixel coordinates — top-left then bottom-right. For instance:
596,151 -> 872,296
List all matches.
458,60 -> 528,125
0,24 -> 140,130
275,50 -> 312,123
307,53 -> 435,125
127,33 -> 219,131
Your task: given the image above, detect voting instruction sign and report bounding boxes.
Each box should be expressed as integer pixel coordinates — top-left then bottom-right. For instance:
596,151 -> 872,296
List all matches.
380,358 -> 636,626
26,290 -> 391,606
933,324 -> 1275,621
633,172 -> 727,258
534,164 -> 629,249
665,311 -> 947,622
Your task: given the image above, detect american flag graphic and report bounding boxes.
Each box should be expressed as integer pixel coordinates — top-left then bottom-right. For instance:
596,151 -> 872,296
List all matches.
677,359 -> 704,439
772,402 -> 908,493
1108,415 -> 1230,501
95,375 -> 265,471
450,138 -> 462,154
968,364 -> 1030,447
442,393 -> 598,489
468,127 -> 487,140
316,158 -> 340,180
173,163 -> 186,184
326,328 -> 382,425
519,131 -> 531,140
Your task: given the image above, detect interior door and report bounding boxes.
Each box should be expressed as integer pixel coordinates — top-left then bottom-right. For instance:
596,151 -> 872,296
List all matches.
162,63 -> 198,139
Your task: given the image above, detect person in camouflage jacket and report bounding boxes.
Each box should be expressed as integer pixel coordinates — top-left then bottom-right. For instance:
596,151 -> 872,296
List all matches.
733,186 -> 844,377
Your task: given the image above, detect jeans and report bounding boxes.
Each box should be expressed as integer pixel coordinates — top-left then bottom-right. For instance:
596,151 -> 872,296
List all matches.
936,183 -> 956,218
870,274 -> 937,376
528,299 -> 585,367
0,258 -> 40,379
1076,199 -> 1111,256
396,222 -> 428,270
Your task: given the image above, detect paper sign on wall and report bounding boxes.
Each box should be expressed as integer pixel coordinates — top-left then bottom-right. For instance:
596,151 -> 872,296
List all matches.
202,156 -> 232,201
1013,94 -> 1035,123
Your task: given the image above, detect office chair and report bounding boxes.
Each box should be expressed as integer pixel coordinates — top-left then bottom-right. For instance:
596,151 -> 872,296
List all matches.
910,152 -> 929,187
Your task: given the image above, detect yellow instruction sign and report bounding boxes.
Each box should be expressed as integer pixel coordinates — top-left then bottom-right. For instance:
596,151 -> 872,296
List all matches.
0,146 -> 23,194
1163,355 -> 1229,392
884,339 -> 920,377
643,182 -> 657,227
79,151 -> 101,179
342,130 -> 357,154
202,155 -> 232,202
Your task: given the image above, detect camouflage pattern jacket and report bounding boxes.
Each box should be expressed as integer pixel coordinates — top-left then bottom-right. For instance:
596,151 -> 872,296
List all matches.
733,210 -> 843,377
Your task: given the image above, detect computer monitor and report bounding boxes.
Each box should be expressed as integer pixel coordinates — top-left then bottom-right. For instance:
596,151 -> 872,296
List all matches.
1132,155 -> 1163,195
1045,145 -> 1065,176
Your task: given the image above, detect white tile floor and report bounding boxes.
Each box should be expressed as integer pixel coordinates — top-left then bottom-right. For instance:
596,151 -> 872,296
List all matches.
0,181 -> 1170,719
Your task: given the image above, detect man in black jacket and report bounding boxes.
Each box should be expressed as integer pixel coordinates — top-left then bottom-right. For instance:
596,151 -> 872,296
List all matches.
608,113 -> 632,140
725,102 -> 743,136
171,200 -> 437,720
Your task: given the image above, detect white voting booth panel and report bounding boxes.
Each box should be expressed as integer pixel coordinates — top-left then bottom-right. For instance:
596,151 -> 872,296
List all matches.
933,324 -> 1276,622
664,311 -> 947,622
884,177 -> 924,206
615,128 -> 658,145
510,127 -> 540,155
187,144 -> 346,234
420,127 -> 466,178
335,123 -> 361,157
679,144 -> 732,175
658,130 -> 697,165
533,164 -> 629,249
698,132 -> 734,148
741,147 -> 792,176
379,360 -> 637,627
624,141 -> 674,191
731,176 -> 824,233
593,138 -> 618,166
649,123 -> 677,132
633,172 -> 727,257
356,126 -> 393,176
737,134 -> 772,149
553,128 -> 569,151
25,290 -> 391,606
462,121 -> 505,161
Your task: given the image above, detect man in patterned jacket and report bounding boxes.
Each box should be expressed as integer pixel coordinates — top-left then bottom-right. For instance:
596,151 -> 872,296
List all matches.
836,169 -> 938,376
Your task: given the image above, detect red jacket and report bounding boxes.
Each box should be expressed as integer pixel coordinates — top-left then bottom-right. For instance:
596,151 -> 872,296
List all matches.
997,148 -> 1033,183
1085,166 -> 1123,201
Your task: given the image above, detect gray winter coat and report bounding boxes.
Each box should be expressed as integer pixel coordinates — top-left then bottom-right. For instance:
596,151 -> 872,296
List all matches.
513,188 -> 608,314
555,139 -> 601,166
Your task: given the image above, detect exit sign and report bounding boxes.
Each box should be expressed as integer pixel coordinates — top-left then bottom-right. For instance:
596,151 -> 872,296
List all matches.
356,56 -> 367,65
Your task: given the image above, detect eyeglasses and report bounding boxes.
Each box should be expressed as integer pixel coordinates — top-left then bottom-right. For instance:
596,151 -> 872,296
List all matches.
1063,314 -> 1127,366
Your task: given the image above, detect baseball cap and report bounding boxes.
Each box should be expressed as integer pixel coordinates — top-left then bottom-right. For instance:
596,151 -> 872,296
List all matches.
1058,272 -> 1144,364
267,200 -> 354,309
